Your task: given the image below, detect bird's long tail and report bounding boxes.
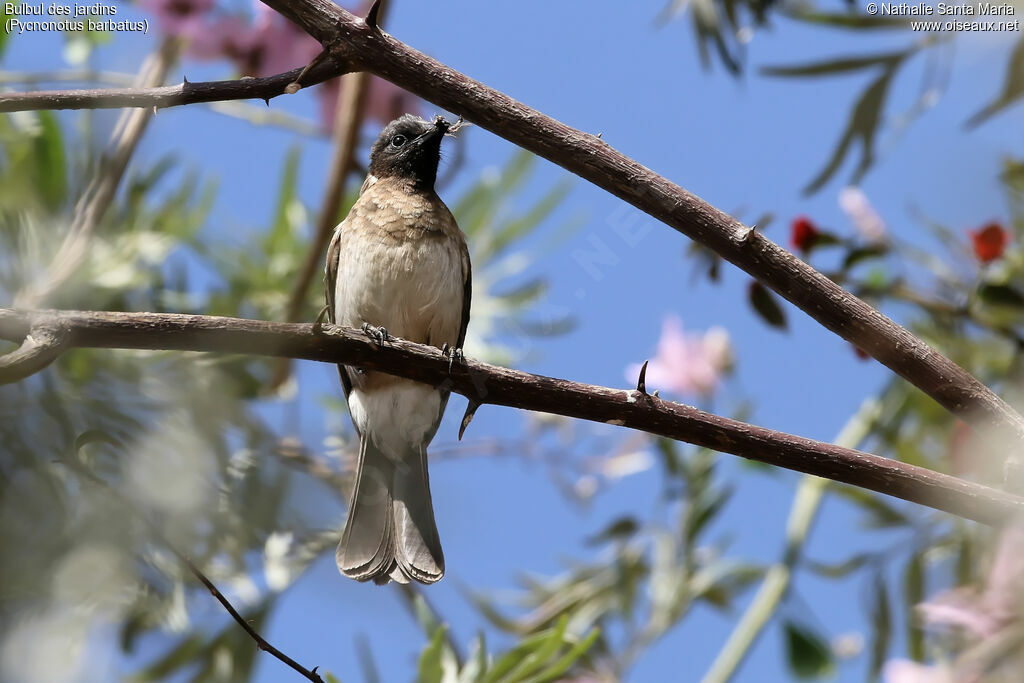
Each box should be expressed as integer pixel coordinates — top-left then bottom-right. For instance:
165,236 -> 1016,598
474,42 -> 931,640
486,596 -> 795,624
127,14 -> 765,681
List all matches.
336,435 -> 445,584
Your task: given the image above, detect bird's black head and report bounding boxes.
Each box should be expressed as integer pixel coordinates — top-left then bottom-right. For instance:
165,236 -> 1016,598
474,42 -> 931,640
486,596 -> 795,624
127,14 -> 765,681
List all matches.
368,114 -> 451,190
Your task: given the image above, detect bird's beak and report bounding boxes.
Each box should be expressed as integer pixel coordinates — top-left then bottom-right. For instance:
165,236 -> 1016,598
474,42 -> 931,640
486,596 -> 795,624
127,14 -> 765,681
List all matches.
417,116 -> 451,144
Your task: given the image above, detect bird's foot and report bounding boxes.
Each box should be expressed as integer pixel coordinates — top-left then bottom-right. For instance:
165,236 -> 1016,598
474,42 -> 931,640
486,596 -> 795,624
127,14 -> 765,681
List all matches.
361,322 -> 390,347
312,305 -> 331,335
440,343 -> 465,374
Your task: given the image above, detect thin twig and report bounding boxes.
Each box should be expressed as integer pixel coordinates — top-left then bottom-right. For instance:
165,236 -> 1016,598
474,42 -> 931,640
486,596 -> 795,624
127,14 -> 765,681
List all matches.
67,447 -> 326,682
2,307 -> 1022,526
0,59 -> 344,112
175,552 -> 325,682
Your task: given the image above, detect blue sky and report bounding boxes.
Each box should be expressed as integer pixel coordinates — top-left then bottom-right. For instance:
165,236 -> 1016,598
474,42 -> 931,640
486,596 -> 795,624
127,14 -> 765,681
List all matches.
6,0 -> 1024,680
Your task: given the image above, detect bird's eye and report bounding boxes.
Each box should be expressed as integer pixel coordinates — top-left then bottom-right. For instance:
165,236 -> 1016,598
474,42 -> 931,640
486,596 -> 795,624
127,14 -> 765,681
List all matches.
390,134 -> 407,148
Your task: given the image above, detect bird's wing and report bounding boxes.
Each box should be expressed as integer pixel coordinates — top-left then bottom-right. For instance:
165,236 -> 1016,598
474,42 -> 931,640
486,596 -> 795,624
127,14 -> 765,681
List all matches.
458,244 -> 472,349
324,225 -> 354,401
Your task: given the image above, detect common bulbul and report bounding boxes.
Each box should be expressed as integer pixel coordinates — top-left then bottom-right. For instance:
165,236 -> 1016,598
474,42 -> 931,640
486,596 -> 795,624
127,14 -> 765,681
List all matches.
325,114 -> 470,585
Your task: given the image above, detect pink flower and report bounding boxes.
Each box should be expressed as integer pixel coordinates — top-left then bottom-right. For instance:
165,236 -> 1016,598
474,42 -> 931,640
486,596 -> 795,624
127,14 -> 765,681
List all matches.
189,5 -> 320,77
139,0 -> 213,38
882,660 -> 954,683
918,521 -> 1024,638
247,5 -> 321,77
316,75 -> 421,131
839,186 -> 886,243
625,315 -> 732,396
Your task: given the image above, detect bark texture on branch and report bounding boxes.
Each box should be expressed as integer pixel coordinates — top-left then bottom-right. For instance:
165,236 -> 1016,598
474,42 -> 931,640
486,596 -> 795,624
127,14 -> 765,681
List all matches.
0,61 -> 344,113
2,307 -> 1022,526
1,1 -> 1020,454
255,0 -> 1024,456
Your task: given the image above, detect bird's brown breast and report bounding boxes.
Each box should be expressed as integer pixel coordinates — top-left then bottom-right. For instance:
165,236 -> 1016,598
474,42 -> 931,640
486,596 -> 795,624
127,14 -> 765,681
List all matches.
332,176 -> 469,350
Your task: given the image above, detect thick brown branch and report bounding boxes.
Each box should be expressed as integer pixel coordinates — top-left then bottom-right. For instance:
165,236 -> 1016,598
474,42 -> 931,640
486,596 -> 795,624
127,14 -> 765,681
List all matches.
257,0 -> 1024,454
0,60 -> 345,113
2,307 -> 1022,526
2,4 -> 1021,454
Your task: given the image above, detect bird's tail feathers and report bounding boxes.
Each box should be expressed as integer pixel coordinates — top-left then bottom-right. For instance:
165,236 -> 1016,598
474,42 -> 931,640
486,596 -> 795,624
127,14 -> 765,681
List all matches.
336,436 -> 395,582
337,436 -> 444,585
393,446 -> 444,583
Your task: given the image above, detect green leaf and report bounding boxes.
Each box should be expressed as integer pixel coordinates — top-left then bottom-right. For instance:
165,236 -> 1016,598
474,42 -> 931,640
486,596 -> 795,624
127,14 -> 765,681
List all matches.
748,281 -> 788,330
418,626 -> 447,683
325,673 -> 343,683
482,179 -> 572,260
586,516 -> 640,546
485,629 -> 555,683
131,634 -> 206,681
977,283 -> 1024,308
458,633 -> 489,683
761,51 -> 907,78
457,150 -> 534,239
806,552 -> 874,578
783,621 -> 835,679
526,628 -> 600,683
655,437 -> 684,478
956,529 -> 973,584
904,551 -> 925,662
843,244 -> 889,270
498,615 -> 567,682
494,278 -> 548,307
968,33 -> 1024,128
868,571 -> 892,680
31,111 -> 67,208
266,145 -> 302,254
833,484 -> 910,528
686,486 -> 732,546
804,65 -> 899,195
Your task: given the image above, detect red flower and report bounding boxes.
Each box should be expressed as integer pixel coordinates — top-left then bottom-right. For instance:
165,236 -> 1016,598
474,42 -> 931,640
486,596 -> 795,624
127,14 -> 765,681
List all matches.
790,216 -> 820,253
970,222 -> 1009,264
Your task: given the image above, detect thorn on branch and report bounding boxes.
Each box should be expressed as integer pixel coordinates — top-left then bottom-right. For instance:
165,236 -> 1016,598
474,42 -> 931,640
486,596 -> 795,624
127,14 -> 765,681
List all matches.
733,224 -> 756,246
459,400 -> 481,440
287,48 -> 330,95
636,359 -> 649,395
312,305 -> 331,335
365,0 -> 383,30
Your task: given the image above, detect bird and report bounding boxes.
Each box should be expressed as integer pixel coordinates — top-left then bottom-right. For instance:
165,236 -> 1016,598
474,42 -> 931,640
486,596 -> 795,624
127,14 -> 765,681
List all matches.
324,114 -> 470,585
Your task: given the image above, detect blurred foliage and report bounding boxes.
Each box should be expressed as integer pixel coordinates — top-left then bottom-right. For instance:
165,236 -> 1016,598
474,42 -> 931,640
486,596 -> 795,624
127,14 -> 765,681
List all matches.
664,0 -> 1023,193
3,3 -> 1024,682
0,71 -> 579,679
470,439 -> 763,679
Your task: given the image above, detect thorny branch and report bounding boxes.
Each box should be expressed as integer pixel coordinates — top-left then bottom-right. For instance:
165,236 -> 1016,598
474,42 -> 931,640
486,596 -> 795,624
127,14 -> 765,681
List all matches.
1,1 -> 1021,462
2,307 -> 1023,526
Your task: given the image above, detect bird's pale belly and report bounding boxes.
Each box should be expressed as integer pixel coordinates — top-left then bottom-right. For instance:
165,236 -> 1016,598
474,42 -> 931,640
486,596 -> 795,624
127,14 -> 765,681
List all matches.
334,232 -> 463,349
